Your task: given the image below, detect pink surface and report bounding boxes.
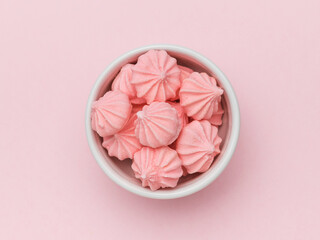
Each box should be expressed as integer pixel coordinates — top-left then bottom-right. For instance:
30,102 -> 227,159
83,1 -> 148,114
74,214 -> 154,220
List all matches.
0,0 -> 320,239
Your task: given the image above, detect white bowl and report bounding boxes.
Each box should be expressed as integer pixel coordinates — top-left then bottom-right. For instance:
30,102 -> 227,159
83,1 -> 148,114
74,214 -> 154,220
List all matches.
85,44 -> 240,199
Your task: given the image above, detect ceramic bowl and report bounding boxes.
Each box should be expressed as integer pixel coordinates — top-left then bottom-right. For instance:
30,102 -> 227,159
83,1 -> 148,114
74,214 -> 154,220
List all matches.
85,44 -> 240,199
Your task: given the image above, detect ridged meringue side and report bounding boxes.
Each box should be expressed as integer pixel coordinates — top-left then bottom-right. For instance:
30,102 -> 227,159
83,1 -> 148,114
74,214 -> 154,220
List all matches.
180,72 -> 224,120
167,101 -> 188,130
131,50 -> 181,103
135,102 -> 181,148
91,90 -> 132,137
132,146 -> 183,191
176,120 -> 222,174
170,65 -> 193,101
102,111 -> 142,160
112,64 -> 146,104
178,65 -> 193,83
167,102 -> 188,149
209,102 -> 224,126
111,64 -> 136,98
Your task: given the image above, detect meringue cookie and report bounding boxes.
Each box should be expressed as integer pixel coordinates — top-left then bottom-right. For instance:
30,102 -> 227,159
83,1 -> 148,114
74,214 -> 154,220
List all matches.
131,50 -> 181,104
132,146 -> 183,191
180,72 -> 223,120
176,120 -> 222,174
112,64 -> 146,104
135,102 -> 181,148
102,111 -> 142,160
209,102 -> 224,126
91,90 -> 132,137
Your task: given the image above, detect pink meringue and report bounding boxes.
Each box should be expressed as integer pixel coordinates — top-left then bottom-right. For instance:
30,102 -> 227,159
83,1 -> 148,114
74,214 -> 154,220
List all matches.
135,102 -> 181,148
132,146 -> 183,191
176,120 -> 222,174
91,90 -> 132,137
102,111 -> 142,160
209,102 -> 224,126
131,50 -> 181,104
180,72 -> 223,120
112,64 -> 146,104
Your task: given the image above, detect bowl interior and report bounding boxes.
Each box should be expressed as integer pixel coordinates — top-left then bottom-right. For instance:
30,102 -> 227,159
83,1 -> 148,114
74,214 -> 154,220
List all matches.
89,49 -> 233,195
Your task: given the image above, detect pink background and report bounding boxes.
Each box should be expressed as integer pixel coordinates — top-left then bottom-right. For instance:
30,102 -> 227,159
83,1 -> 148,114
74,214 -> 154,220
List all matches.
1,0 -> 320,239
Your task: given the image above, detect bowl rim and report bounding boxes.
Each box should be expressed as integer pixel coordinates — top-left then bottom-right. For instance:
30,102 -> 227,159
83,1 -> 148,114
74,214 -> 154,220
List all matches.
85,44 -> 240,199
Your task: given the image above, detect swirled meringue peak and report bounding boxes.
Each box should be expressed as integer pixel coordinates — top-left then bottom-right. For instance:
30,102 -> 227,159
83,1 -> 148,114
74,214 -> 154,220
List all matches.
91,90 -> 132,137
131,50 -> 181,103
135,102 -> 181,148
209,102 -> 224,126
102,111 -> 142,160
180,72 -> 224,120
112,64 -> 146,104
132,146 -> 183,191
176,120 -> 222,174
